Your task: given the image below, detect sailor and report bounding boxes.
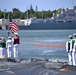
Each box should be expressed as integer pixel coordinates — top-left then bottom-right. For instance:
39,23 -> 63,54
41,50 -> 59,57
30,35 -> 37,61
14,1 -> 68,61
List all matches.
72,33 -> 76,66
66,35 -> 73,65
13,33 -> 20,58
0,37 -> 3,57
2,37 -> 6,57
0,37 -> 6,58
6,37 -> 13,58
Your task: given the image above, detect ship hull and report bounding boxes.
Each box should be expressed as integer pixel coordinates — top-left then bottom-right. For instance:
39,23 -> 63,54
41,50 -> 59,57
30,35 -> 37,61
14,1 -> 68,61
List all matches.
6,22 -> 76,30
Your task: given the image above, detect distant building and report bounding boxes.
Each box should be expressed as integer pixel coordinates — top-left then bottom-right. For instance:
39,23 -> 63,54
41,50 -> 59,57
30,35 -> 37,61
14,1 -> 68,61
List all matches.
0,19 -> 22,25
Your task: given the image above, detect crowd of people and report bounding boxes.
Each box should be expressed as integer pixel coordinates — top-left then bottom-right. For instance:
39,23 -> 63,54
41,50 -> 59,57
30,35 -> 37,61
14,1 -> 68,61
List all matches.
0,32 -> 20,58
66,33 -> 76,66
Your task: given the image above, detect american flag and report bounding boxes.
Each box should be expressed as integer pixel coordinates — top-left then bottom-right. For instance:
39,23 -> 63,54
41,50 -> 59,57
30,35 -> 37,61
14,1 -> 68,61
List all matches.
9,18 -> 19,34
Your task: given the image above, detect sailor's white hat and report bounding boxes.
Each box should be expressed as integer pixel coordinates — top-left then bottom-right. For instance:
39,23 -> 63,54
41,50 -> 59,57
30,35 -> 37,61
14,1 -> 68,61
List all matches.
1,37 -> 4,39
8,37 -> 11,39
69,35 -> 73,38
14,33 -> 18,35
1,37 -> 4,40
73,33 -> 76,36
0,37 -> 2,40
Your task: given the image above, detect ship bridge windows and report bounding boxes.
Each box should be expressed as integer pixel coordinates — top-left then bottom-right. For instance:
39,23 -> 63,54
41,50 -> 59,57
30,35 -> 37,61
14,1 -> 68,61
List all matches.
68,14 -> 75,16
57,17 -> 64,20
63,14 -> 66,17
72,14 -> 75,16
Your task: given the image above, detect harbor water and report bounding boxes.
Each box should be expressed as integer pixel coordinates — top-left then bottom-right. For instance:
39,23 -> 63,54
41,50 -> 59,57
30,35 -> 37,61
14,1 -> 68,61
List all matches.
0,30 -> 76,61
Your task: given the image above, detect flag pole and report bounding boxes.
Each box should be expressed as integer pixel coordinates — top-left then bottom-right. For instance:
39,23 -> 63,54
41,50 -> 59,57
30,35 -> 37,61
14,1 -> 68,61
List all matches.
8,13 -> 10,37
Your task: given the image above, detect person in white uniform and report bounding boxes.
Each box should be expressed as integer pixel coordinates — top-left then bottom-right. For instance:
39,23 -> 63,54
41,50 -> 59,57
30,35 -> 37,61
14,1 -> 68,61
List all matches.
13,33 -> 20,58
66,35 -> 73,65
2,37 -> 6,57
0,37 -> 3,57
6,37 -> 13,58
72,33 -> 76,66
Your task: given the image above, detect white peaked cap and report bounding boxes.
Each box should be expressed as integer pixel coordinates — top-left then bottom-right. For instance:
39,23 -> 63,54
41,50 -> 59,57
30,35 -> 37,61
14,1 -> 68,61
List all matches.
0,37 -> 3,39
69,35 -> 72,38
14,33 -> 18,35
8,37 -> 11,39
1,37 -> 4,39
73,33 -> 76,36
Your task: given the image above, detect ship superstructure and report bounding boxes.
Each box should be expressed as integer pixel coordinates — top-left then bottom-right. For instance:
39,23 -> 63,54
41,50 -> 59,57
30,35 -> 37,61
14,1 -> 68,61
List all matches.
0,8 -> 76,30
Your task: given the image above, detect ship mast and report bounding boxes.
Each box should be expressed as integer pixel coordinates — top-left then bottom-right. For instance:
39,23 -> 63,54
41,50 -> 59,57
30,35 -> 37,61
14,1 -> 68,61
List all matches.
27,6 -> 28,19
8,13 -> 10,37
4,9 -> 6,20
42,9 -> 43,19
72,0 -> 74,9
3,9 -> 6,25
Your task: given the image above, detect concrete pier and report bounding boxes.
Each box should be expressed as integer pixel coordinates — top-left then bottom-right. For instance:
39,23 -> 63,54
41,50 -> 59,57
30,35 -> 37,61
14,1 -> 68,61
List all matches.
0,57 -> 76,75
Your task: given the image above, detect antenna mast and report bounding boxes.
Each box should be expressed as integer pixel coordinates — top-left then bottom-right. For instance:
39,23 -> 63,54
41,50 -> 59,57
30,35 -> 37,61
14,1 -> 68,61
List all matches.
27,6 -> 28,19
72,0 -> 74,9
8,13 -> 10,37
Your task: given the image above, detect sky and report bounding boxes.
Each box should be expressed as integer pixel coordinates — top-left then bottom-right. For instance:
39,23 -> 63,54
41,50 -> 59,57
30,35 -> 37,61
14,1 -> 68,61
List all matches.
0,0 -> 76,12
